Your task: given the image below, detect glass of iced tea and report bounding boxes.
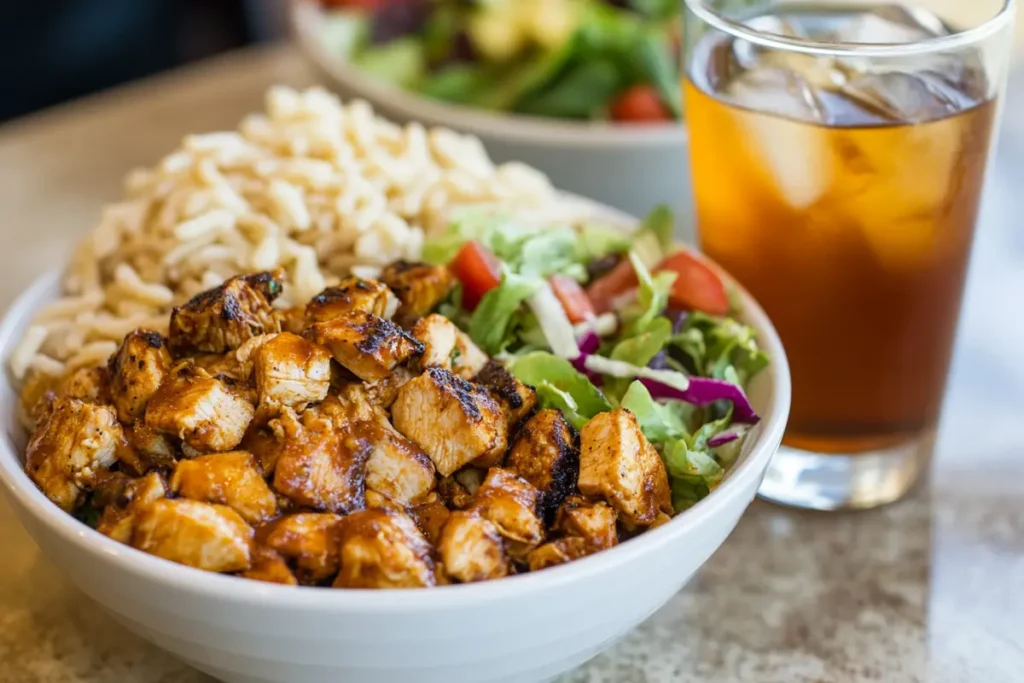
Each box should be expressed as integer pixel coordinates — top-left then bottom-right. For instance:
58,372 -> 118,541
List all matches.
682,0 -> 1015,509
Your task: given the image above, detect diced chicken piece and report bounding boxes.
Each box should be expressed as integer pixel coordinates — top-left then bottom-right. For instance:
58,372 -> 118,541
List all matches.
305,278 -> 400,322
271,409 -> 367,513
131,498 -> 254,572
276,305 -> 308,335
107,329 -> 172,422
333,509 -> 436,589
554,495 -> 618,551
59,365 -> 111,404
391,367 -> 508,477
380,261 -> 455,320
264,512 -> 344,584
365,490 -> 406,512
97,471 -> 168,543
364,365 -> 416,408
170,451 -> 277,524
527,537 -> 591,572
253,332 -> 331,413
409,499 -> 450,546
452,330 -> 488,379
475,360 -> 537,426
240,546 -> 298,585
471,468 -> 544,547
191,352 -> 249,382
505,409 -> 579,522
411,314 -> 458,370
121,422 -> 177,472
18,368 -> 60,430
169,270 -> 283,354
241,425 -> 284,476
24,398 -> 123,512
578,409 -> 672,526
362,412 -> 436,505
437,475 -> 474,510
437,510 -> 509,583
304,310 -> 422,382
145,362 -> 255,453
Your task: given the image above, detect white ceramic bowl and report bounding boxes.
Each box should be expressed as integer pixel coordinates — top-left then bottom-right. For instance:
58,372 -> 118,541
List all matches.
0,247 -> 790,683
289,0 -> 695,242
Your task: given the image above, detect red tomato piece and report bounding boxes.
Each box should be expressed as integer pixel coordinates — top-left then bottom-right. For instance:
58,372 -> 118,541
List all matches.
609,85 -> 674,124
656,251 -> 730,315
450,241 -> 501,310
549,274 -> 596,324
586,260 -> 639,315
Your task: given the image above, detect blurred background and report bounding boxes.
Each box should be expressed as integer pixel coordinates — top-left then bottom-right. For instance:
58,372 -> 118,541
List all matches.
1,0 -> 1019,123
0,0 -> 287,122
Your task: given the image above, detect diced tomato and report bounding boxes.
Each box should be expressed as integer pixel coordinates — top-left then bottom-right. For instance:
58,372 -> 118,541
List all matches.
450,241 -> 501,310
656,251 -> 730,315
549,274 -> 596,324
586,260 -> 639,315
609,85 -> 674,124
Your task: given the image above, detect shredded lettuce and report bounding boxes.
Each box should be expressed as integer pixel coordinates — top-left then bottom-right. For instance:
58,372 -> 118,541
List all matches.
467,272 -> 543,355
507,351 -> 612,429
619,252 -> 676,338
662,440 -> 725,511
669,312 -> 769,386
620,381 -> 689,443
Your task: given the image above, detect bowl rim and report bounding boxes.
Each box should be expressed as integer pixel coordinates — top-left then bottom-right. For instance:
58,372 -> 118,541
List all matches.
0,233 -> 790,615
288,0 -> 689,149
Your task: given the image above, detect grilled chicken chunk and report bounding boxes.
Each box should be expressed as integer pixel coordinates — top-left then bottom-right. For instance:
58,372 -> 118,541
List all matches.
362,412 -> 436,505
452,330 -> 488,379
58,365 -> 112,404
271,409 -> 367,513
505,409 -> 579,522
526,537 -> 591,572
241,425 -> 284,476
252,332 -> 331,414
119,422 -> 177,475
409,499 -> 450,545
391,367 -> 508,477
475,360 -> 537,427
411,314 -> 458,370
305,278 -> 400,322
240,546 -> 298,585
333,509 -> 436,589
145,362 -> 255,453
264,512 -> 343,584
471,468 -> 545,547
170,451 -> 277,524
380,261 -> 454,320
578,409 -> 672,526
97,471 -> 168,543
305,310 -> 423,382
438,510 -> 509,583
554,496 -> 618,551
25,398 -> 123,511
108,329 -> 172,423
169,270 -> 283,354
131,498 -> 254,573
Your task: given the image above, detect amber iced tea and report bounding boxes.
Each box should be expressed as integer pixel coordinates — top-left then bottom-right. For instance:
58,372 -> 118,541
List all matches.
686,6 -> 998,453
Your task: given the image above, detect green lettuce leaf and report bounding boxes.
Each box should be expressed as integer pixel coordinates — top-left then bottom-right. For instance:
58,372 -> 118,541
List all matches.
669,312 -> 769,386
507,351 -> 612,429
663,440 -> 725,511
467,272 -> 544,354
620,381 -> 689,443
620,252 -> 676,338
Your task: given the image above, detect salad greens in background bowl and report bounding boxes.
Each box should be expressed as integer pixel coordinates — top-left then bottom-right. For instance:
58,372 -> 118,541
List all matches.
290,0 -> 699,239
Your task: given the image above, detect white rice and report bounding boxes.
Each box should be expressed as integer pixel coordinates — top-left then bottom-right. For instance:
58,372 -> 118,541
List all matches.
10,85 -> 584,382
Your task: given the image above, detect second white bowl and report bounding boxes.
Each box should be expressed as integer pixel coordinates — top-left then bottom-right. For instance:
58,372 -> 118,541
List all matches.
289,0 -> 696,243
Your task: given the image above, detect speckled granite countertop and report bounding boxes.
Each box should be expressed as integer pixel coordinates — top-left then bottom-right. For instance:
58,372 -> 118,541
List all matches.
0,46 -> 1022,683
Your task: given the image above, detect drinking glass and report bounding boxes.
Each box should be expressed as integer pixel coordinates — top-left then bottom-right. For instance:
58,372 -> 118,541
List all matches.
682,0 -> 1015,509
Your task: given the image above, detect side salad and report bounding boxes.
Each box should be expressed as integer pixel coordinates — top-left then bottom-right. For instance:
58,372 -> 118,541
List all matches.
423,207 -> 769,510
316,0 -> 683,122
